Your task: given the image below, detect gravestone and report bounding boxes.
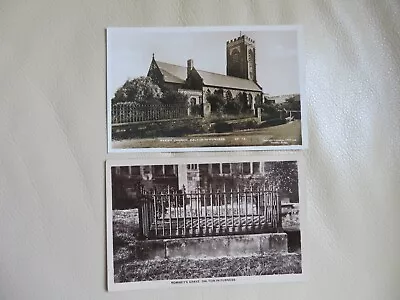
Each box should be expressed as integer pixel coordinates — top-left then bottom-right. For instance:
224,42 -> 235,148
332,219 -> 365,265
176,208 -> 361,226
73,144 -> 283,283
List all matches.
203,102 -> 211,117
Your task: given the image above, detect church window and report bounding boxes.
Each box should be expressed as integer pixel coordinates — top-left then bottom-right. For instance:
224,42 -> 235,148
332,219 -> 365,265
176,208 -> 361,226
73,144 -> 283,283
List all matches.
225,90 -> 233,102
154,165 -> 164,176
222,163 -> 231,174
248,94 -> 253,106
248,49 -> 255,80
120,166 -> 129,175
190,97 -> 196,105
212,163 -> 220,174
231,49 -> 240,64
248,49 -> 254,62
252,162 -> 260,174
199,164 -> 209,173
164,165 -> 175,175
242,163 -> 251,174
112,167 -> 120,175
215,89 -> 224,96
255,94 -> 262,106
187,164 -> 198,170
131,166 -> 140,175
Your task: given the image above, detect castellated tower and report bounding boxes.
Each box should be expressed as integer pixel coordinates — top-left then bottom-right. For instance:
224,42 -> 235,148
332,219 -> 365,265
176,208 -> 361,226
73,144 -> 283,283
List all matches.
226,35 -> 257,82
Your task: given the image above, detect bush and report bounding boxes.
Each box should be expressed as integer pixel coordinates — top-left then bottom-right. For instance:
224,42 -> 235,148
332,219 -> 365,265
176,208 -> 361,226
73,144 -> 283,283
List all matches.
160,90 -> 188,105
233,119 -> 258,131
112,118 -> 206,140
260,103 -> 281,120
190,104 -> 203,116
212,121 -> 233,133
112,76 -> 163,104
223,100 -> 242,115
259,118 -> 286,128
207,93 -> 225,114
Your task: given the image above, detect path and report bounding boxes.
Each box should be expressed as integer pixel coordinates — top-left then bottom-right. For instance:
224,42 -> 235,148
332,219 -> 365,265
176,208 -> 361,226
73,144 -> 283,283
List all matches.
112,120 -> 301,149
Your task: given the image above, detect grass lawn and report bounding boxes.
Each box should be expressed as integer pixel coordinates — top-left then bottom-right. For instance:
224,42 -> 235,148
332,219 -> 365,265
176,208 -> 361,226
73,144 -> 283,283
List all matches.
112,120 -> 301,149
115,253 -> 302,283
112,210 -> 302,283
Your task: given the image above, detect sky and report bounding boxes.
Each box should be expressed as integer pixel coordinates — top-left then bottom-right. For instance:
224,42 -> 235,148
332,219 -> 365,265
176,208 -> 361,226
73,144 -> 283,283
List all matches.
107,27 -> 301,100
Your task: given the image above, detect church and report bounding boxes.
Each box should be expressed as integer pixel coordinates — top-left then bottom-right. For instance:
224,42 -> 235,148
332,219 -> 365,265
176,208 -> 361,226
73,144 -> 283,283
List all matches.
147,34 -> 264,117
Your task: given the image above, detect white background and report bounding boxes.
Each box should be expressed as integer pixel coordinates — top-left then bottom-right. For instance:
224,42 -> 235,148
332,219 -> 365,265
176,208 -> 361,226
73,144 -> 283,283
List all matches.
1,1 -> 399,299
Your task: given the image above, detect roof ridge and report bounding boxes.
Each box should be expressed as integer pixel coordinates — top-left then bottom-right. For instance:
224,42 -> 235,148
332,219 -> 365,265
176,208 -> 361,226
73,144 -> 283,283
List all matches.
155,60 -> 187,70
197,69 -> 256,83
156,60 -> 256,83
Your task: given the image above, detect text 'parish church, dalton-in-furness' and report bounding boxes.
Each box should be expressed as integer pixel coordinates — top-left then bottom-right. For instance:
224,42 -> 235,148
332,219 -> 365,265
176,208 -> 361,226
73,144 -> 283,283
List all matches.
147,34 -> 264,117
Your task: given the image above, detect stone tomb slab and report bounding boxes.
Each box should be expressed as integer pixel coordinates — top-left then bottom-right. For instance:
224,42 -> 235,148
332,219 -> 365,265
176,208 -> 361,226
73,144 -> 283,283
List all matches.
163,233 -> 288,259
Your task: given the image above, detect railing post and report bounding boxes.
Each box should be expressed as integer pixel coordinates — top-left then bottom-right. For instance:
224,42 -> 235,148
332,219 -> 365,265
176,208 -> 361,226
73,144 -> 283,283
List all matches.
244,186 -> 248,232
167,185 -> 172,238
175,187 -> 179,237
152,189 -> 158,237
276,186 -> 283,233
137,202 -> 145,239
197,188 -> 201,236
136,182 -> 150,239
161,190 -> 165,237
223,184 -> 227,234
190,189 -> 194,236
182,185 -> 187,237
210,186 -> 214,234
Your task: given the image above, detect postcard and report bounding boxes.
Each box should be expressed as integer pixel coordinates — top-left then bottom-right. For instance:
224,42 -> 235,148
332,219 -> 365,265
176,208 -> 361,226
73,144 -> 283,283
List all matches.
106,154 -> 306,290
107,26 -> 306,152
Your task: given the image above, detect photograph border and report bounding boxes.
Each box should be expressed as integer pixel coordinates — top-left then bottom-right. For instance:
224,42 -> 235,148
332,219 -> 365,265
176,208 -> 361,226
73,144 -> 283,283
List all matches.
106,25 -> 307,153
106,153 -> 308,291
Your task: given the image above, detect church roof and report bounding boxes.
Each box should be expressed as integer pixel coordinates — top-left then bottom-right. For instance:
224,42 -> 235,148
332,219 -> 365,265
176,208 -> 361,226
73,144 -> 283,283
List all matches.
155,61 -> 187,84
155,60 -> 262,92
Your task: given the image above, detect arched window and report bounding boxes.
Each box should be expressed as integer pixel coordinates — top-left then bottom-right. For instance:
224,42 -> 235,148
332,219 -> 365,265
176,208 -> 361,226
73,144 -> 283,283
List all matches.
248,49 -> 255,80
225,90 -> 233,102
255,94 -> 262,106
248,94 -> 253,106
190,97 -> 196,106
232,49 -> 240,64
240,92 -> 248,105
230,48 -> 241,75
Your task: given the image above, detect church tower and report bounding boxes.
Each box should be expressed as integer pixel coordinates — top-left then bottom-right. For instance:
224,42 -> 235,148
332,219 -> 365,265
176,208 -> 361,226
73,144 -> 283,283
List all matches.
226,34 -> 257,82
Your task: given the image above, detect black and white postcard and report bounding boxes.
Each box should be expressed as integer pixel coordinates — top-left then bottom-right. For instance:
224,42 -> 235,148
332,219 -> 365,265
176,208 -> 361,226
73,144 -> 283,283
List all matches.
106,154 -> 306,290
107,26 -> 306,153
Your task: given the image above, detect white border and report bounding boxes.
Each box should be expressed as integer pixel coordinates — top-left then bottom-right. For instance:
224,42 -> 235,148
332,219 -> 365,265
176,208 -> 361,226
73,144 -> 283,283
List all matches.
106,153 -> 308,291
106,25 -> 308,153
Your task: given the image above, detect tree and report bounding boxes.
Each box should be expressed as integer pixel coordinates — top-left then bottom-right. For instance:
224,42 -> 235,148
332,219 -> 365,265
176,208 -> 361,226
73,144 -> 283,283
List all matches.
206,92 -> 225,114
260,103 -> 280,119
160,90 -> 188,105
227,161 -> 299,202
111,76 -> 163,104
264,161 -> 299,202
236,92 -> 250,114
223,100 -> 241,115
280,95 -> 301,111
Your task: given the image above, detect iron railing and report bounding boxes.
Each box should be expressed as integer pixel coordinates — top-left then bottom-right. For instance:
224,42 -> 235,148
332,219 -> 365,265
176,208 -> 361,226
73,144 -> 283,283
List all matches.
138,184 -> 282,239
111,102 -> 188,124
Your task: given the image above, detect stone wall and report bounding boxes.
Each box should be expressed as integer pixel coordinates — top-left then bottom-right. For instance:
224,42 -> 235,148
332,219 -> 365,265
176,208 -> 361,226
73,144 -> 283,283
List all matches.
135,233 -> 288,260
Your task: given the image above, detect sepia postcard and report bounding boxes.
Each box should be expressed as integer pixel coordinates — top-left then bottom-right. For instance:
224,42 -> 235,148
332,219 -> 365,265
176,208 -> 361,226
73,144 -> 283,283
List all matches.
106,154 -> 306,290
107,26 -> 307,153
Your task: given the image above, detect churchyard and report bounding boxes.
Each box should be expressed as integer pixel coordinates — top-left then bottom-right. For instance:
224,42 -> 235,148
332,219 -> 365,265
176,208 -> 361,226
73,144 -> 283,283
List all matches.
112,208 -> 301,283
